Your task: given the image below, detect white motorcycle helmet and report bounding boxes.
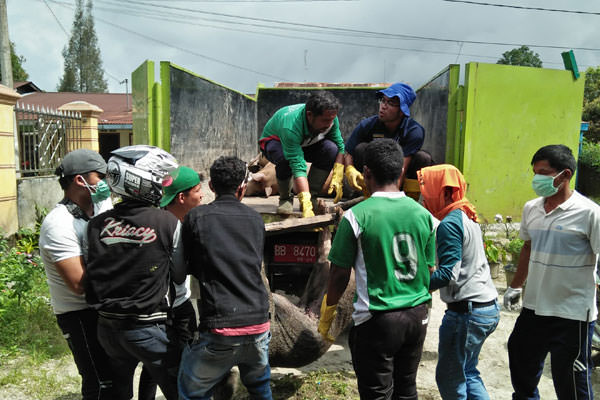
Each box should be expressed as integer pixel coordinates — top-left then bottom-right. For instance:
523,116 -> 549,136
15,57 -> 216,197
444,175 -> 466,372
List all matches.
107,145 -> 178,206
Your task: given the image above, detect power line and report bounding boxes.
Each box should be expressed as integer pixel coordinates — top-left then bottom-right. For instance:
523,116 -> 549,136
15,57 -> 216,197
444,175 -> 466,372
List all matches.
96,0 -> 600,52
41,0 -> 126,84
82,0 -> 600,69
442,0 -> 600,16
47,0 -> 291,81
42,0 -> 69,36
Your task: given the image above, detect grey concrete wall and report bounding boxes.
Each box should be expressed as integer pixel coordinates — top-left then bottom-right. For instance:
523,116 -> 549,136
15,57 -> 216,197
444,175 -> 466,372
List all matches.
412,68 -> 451,164
168,66 -> 257,175
17,176 -> 63,229
256,88 -> 381,141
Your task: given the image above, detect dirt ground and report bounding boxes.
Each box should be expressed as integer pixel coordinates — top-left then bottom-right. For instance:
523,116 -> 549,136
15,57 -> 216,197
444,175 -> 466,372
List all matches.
273,270 -> 600,399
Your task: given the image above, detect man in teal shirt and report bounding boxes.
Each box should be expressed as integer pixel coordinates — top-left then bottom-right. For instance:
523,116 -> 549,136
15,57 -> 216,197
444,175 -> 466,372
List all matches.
259,91 -> 345,217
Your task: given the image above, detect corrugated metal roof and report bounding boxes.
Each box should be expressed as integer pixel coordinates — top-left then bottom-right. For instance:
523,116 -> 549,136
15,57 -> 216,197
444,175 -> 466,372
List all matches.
17,92 -> 132,125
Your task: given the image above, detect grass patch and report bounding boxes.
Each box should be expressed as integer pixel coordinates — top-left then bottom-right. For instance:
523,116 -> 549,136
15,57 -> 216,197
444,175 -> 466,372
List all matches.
233,369 -> 359,400
0,354 -> 80,399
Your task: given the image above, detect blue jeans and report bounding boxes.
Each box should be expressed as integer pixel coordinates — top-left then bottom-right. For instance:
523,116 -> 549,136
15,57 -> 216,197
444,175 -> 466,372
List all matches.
508,308 -> 594,400
436,301 -> 500,400
178,330 -> 272,400
97,318 -> 178,400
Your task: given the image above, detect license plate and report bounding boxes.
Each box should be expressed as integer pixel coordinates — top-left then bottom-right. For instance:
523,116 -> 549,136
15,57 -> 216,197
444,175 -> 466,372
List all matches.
273,244 -> 317,263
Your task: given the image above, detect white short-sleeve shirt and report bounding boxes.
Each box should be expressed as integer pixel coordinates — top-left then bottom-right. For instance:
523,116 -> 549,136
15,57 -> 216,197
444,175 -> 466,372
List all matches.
39,199 -> 112,315
520,191 -> 600,322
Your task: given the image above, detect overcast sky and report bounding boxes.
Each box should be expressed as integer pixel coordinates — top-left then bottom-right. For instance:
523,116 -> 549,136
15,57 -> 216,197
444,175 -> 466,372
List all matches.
7,0 -> 600,94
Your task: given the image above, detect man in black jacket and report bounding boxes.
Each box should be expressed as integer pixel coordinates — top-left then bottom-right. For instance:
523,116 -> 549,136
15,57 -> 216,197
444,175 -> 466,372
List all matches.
84,145 -> 184,400
178,156 -> 272,400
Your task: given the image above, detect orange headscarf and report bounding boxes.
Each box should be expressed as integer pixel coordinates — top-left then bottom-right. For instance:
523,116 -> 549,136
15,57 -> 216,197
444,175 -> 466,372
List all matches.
417,164 -> 479,222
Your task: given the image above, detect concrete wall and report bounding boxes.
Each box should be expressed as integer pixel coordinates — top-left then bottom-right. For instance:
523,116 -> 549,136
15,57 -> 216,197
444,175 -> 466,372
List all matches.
411,65 -> 458,164
17,176 -> 63,229
164,62 -> 257,175
460,62 -> 585,221
256,88 -> 381,142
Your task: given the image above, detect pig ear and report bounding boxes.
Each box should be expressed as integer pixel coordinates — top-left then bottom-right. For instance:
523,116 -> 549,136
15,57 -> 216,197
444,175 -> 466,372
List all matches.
265,186 -> 272,197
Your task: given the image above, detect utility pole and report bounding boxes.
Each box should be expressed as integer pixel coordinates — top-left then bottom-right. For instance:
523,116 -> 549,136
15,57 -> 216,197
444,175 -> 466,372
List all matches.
120,78 -> 129,110
0,0 -> 13,88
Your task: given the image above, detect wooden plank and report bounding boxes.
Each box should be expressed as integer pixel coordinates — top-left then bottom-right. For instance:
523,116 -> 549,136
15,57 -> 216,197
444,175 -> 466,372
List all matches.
265,214 -> 338,235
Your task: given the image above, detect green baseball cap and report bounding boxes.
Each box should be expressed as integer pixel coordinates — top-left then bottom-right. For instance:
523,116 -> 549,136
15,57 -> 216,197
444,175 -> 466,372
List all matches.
160,166 -> 201,207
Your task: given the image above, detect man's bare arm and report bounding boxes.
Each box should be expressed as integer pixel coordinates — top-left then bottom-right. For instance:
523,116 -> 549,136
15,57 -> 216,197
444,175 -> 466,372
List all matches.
55,256 -> 86,295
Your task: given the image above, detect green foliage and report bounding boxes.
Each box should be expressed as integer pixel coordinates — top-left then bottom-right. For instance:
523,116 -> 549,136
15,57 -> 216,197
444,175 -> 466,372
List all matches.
583,97 -> 600,143
58,0 -> 107,93
579,140 -> 600,170
584,66 -> 600,104
506,238 -> 524,261
483,238 -> 504,264
0,42 -> 29,82
583,66 -> 600,143
0,207 -> 69,360
497,46 -> 543,68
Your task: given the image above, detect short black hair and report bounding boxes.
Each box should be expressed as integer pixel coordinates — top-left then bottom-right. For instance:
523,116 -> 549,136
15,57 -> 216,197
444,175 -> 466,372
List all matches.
210,156 -> 246,195
305,91 -> 340,116
364,139 -> 404,185
531,144 -> 576,173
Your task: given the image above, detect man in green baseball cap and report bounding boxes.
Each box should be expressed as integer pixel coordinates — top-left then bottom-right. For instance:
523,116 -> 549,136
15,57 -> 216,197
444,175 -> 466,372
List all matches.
160,166 -> 203,220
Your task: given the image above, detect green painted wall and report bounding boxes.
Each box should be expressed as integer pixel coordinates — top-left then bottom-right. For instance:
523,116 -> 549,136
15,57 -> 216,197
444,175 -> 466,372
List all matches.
131,60 -> 154,145
460,62 -> 585,222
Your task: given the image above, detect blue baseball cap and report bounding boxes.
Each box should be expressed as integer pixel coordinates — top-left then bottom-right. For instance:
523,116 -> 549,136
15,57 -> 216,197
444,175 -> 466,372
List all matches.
377,83 -> 416,117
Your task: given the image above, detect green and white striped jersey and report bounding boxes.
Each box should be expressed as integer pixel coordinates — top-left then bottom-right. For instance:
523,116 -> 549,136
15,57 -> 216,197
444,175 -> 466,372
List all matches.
328,192 -> 436,325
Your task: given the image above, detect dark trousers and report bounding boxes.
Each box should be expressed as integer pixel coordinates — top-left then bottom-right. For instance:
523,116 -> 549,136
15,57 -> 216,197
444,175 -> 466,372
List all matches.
138,299 -> 198,400
349,303 -> 429,400
263,139 -> 338,180
508,308 -> 594,400
97,317 -> 178,400
55,309 -> 114,400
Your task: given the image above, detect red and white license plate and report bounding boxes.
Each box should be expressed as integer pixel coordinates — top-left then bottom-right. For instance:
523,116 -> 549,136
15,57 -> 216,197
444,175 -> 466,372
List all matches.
273,244 -> 317,263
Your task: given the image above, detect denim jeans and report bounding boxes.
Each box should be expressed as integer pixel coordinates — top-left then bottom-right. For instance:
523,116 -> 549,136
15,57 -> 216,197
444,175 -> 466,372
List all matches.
436,301 -> 500,400
97,317 -> 178,400
508,308 -> 594,400
178,330 -> 272,400
55,309 -> 114,400
138,299 -> 198,400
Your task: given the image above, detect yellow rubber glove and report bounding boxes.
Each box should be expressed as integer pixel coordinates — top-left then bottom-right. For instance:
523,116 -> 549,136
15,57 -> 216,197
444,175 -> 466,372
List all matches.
298,191 -> 315,218
327,162 -> 344,203
344,165 -> 364,192
317,294 -> 338,342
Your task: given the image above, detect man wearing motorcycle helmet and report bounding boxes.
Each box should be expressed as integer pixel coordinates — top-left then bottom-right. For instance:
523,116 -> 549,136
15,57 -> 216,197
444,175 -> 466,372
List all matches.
84,145 -> 185,400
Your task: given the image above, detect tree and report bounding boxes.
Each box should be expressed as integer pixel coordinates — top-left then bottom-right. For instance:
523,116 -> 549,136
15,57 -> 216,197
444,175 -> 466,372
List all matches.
497,46 -> 543,68
583,66 -> 600,143
0,41 -> 28,82
58,0 -> 107,92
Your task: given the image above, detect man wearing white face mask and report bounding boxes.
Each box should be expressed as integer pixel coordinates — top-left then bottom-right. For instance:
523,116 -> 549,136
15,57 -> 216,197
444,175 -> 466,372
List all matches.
504,144 -> 600,400
39,149 -> 114,399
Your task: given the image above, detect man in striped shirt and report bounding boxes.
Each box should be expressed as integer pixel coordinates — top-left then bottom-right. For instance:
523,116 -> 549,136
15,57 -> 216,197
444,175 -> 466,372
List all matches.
505,144 -> 600,399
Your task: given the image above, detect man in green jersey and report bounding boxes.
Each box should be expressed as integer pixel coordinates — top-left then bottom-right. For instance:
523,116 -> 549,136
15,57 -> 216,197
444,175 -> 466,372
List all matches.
259,91 -> 346,217
318,139 -> 436,400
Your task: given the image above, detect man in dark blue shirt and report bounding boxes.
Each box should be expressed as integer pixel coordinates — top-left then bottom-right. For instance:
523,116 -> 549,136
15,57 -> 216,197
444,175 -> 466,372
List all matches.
344,83 -> 433,199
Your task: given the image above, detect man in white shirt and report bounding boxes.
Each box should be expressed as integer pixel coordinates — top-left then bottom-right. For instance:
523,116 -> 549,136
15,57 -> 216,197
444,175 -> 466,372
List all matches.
504,144 -> 600,400
39,149 -> 114,399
